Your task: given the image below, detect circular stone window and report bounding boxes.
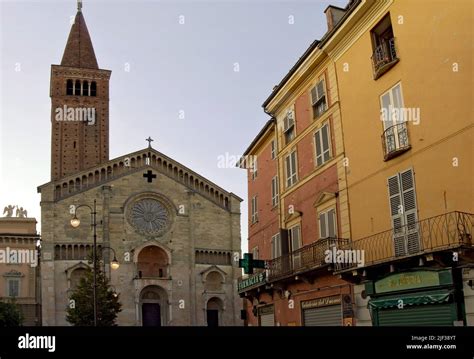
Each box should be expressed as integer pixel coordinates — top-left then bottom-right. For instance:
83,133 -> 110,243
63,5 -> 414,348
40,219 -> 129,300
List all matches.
128,198 -> 170,236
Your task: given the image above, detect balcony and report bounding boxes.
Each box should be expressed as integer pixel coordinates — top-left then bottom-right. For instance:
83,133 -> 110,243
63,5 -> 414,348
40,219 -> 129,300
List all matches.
337,211 -> 473,271
267,237 -> 349,282
382,122 -> 411,161
371,37 -> 399,79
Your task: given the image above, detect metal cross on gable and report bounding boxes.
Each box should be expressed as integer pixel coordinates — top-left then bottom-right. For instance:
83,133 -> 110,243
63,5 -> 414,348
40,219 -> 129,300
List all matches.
146,137 -> 154,148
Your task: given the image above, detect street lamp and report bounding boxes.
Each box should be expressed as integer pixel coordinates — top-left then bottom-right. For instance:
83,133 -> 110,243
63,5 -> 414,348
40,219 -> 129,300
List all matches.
70,199 -> 119,326
99,246 -> 120,273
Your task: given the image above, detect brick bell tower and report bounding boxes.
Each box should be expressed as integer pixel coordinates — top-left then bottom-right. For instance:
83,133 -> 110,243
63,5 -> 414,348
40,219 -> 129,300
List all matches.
50,1 -> 111,181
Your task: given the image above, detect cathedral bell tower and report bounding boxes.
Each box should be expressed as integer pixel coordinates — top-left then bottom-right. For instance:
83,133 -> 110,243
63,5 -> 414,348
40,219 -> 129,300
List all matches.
50,1 -> 111,180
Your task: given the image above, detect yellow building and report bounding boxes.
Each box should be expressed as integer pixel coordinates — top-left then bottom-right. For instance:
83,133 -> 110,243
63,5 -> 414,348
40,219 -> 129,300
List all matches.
0,212 -> 41,325
327,0 -> 473,326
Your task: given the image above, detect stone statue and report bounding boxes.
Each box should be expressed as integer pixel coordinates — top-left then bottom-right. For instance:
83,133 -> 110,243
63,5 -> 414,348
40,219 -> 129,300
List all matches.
3,205 -> 15,217
15,206 -> 28,218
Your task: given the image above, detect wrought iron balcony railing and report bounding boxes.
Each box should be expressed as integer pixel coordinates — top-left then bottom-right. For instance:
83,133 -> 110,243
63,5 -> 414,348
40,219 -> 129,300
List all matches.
382,121 -> 410,160
267,237 -> 349,282
371,37 -> 398,79
337,211 -> 473,271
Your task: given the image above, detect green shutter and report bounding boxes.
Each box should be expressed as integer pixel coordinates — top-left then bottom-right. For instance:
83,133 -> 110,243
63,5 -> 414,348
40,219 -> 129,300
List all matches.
376,303 -> 455,326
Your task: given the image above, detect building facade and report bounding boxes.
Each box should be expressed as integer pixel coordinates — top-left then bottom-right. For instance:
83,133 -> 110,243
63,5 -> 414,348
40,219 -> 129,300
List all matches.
239,0 -> 473,326
238,4 -> 358,326
38,4 -> 243,326
0,213 -> 41,326
330,0 -> 474,326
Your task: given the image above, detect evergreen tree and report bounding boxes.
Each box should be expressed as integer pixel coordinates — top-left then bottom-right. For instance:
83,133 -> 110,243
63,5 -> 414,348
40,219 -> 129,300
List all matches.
0,300 -> 23,327
66,259 -> 121,326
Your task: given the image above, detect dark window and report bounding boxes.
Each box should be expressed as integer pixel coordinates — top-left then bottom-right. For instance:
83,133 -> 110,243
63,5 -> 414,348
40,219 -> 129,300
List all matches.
83,80 -> 89,96
371,14 -> 398,79
74,80 -> 81,95
66,79 -> 73,95
91,82 -> 97,96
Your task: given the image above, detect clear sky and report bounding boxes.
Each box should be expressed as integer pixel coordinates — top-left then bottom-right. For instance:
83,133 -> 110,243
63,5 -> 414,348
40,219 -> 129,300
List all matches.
0,0 -> 347,252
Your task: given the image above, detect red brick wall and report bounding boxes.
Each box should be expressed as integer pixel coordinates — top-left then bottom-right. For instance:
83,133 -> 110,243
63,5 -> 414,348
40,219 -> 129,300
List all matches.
248,137 -> 278,259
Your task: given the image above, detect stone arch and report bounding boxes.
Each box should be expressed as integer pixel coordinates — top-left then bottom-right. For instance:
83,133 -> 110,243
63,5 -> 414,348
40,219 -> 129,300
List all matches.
139,285 -> 168,327
136,245 -> 169,278
204,271 -> 224,292
206,297 -> 224,327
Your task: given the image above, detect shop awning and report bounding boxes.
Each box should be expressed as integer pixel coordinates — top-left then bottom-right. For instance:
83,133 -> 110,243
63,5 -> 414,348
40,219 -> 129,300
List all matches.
368,290 -> 453,309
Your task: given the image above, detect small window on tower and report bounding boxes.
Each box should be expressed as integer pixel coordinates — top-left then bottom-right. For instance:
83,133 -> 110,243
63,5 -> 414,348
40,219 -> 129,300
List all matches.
73,141 -> 76,149
83,80 -> 89,96
75,80 -> 81,95
91,82 -> 97,97
66,80 -> 73,95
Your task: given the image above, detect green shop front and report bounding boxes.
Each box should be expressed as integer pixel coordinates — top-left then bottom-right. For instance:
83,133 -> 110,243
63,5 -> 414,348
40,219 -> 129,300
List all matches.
365,269 -> 466,326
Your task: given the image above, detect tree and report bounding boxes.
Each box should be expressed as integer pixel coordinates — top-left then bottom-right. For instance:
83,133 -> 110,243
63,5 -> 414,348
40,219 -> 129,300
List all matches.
66,262 -> 122,326
0,300 -> 23,327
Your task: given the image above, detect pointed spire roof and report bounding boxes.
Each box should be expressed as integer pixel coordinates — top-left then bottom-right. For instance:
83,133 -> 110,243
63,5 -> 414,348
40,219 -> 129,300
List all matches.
60,5 -> 98,69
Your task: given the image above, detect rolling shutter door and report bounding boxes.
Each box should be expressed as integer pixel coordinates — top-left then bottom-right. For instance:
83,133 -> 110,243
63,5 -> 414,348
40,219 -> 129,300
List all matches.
259,305 -> 275,327
259,313 -> 274,327
303,305 -> 342,326
377,303 -> 454,326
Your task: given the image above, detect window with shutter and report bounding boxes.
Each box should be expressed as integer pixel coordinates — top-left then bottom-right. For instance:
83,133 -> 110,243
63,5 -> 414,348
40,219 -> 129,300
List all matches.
311,79 -> 327,118
315,122 -> 332,166
289,225 -> 302,269
285,151 -> 298,187
388,169 -> 419,256
271,140 -> 276,159
271,233 -> 281,259
284,111 -> 295,144
319,208 -> 337,239
251,196 -> 258,223
271,176 -> 279,207
8,279 -> 20,297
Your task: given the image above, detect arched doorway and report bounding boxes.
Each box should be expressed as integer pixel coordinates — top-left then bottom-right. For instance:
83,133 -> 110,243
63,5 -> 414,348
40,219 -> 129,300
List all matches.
140,286 -> 168,327
206,297 -> 223,327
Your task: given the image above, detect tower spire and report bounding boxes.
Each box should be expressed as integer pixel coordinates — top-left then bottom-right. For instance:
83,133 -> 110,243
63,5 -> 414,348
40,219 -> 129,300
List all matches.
78,0 -> 82,12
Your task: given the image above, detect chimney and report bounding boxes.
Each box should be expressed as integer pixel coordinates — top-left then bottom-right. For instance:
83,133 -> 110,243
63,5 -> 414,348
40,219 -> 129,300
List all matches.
324,5 -> 347,32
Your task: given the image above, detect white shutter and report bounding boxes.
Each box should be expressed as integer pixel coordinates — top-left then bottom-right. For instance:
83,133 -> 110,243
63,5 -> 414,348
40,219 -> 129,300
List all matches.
286,155 -> 292,187
311,86 -> 318,105
388,174 -> 406,256
321,123 -> 330,162
291,226 -> 301,269
328,209 -> 336,238
400,169 -> 419,254
388,169 -> 419,257
319,213 -> 327,238
315,131 -> 323,166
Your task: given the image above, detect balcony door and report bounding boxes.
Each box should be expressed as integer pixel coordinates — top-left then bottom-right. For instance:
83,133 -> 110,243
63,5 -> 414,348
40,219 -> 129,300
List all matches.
388,169 -> 420,256
380,83 -> 408,155
288,225 -> 302,269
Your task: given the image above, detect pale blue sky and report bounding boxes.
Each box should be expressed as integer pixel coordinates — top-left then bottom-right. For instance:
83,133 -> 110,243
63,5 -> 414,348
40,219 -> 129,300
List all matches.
0,0 -> 346,251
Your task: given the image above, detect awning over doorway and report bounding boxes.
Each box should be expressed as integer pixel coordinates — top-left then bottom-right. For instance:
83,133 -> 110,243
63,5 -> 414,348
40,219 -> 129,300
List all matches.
368,290 -> 453,309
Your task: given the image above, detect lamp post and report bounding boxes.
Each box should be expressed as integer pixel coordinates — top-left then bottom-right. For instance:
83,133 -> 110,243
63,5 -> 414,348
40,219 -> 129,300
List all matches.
70,199 -> 119,326
99,246 -> 120,277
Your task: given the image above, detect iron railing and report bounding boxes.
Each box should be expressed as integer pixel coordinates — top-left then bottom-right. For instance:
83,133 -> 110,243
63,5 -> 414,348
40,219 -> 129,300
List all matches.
338,211 -> 473,271
382,121 -> 410,160
266,237 -> 349,282
371,37 -> 398,78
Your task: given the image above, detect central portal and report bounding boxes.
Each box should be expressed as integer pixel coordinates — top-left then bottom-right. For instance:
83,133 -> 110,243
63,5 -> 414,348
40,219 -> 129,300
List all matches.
142,303 -> 161,327
139,285 -> 167,326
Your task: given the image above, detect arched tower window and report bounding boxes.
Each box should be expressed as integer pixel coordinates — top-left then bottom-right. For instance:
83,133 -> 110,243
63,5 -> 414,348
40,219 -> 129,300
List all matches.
74,80 -> 81,95
91,81 -> 97,97
66,79 -> 73,95
83,80 -> 89,96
